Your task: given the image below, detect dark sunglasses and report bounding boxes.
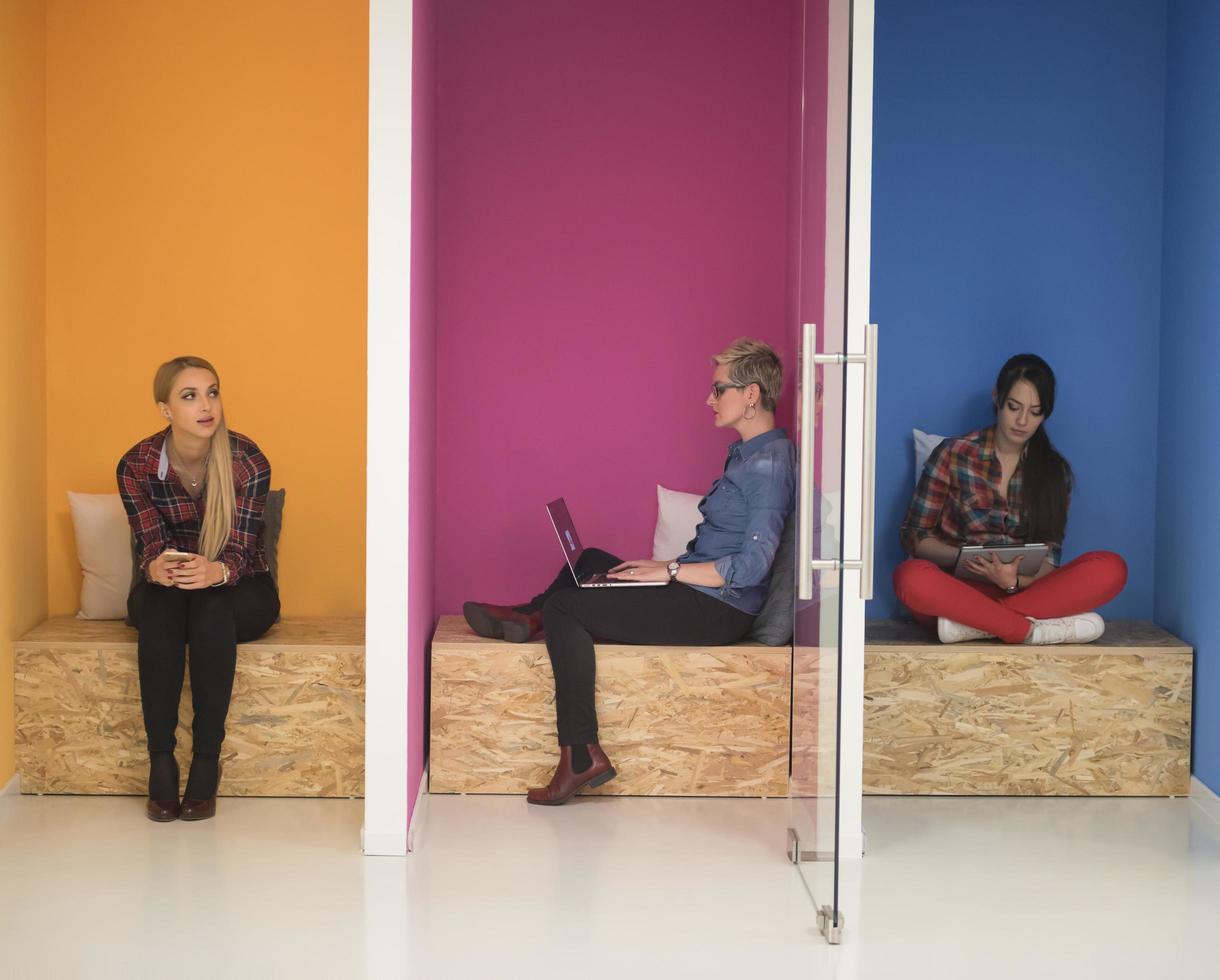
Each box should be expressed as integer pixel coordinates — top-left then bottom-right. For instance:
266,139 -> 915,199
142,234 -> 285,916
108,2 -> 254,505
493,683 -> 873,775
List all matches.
710,381 -> 748,400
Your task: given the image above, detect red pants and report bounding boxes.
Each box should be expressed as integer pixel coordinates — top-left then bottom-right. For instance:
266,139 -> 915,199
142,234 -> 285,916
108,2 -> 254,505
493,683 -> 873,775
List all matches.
893,551 -> 1128,644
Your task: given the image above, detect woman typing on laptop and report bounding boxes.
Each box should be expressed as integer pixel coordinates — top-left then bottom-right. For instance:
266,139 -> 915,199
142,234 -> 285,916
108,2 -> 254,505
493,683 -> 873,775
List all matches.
462,339 -> 796,805
893,353 -> 1126,645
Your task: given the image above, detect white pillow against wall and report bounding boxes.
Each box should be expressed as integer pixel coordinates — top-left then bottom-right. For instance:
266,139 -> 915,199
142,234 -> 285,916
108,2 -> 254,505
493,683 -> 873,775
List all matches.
68,492 -> 134,620
913,428 -> 948,485
819,490 -> 841,557
652,485 -> 704,561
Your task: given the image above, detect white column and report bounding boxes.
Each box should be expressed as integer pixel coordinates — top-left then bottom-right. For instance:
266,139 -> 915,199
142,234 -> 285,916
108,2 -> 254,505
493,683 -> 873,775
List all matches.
839,0 -> 875,861
363,0 -> 413,857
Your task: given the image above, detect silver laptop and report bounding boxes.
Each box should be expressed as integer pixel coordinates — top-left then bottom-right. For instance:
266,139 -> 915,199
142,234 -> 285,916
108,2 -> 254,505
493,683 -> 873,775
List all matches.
546,498 -> 666,588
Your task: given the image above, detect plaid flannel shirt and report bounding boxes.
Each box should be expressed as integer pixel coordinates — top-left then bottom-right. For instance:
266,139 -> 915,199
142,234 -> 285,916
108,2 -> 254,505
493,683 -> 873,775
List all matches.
117,428 -> 271,585
899,426 -> 1062,566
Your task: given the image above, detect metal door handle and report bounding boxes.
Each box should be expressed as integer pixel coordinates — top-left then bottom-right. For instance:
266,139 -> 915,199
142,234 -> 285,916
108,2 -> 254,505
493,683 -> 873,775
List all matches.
797,323 -> 817,601
799,323 -> 878,601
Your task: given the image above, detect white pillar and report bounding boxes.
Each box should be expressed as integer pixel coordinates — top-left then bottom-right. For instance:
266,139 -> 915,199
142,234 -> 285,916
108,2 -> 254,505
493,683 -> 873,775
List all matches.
363,0 -> 413,857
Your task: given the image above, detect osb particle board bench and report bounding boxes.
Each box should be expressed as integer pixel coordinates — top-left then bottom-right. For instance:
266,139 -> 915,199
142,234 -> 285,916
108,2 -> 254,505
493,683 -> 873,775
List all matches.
429,615 -> 791,798
863,619 -> 1192,797
14,616 -> 364,797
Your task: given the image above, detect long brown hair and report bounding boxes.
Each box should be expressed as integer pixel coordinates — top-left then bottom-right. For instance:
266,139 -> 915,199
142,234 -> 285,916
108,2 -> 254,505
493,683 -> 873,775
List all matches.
153,356 -> 236,560
994,354 -> 1074,544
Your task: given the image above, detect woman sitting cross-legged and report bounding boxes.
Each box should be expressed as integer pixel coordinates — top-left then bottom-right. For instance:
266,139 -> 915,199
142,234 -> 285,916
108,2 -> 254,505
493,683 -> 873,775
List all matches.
463,338 -> 796,805
893,353 -> 1127,645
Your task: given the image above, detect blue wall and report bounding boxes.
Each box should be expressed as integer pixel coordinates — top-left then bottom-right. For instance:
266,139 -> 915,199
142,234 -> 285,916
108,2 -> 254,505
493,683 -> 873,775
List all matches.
1155,0 -> 1220,795
869,0 -> 1167,619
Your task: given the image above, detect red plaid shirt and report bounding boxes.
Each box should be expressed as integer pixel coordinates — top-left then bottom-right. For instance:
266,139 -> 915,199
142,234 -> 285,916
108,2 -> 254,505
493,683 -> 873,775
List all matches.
900,426 -> 1063,566
117,428 -> 271,585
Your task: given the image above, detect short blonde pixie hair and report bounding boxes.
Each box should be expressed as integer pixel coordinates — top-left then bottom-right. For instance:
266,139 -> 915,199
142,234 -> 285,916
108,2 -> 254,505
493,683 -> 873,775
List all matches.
714,338 -> 783,412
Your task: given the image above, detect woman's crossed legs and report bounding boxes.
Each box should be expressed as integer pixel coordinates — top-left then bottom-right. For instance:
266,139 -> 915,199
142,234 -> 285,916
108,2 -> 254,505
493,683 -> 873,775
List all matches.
893,550 -> 1128,644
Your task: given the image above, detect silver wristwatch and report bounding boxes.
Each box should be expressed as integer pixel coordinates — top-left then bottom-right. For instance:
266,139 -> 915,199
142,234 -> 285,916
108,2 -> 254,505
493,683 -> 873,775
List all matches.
667,561 -> 681,582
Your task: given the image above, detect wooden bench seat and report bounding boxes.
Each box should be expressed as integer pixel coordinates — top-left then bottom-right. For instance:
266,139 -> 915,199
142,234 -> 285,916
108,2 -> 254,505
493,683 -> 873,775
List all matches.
429,616 -> 790,797
14,616 -> 364,797
863,619 -> 1192,796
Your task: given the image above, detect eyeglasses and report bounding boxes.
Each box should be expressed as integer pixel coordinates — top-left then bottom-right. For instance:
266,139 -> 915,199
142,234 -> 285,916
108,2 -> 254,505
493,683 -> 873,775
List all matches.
710,382 -> 748,400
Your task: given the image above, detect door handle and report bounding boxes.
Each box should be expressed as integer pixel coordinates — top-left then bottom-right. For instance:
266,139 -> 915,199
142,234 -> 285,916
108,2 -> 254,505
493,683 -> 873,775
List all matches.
797,323 -> 817,601
800,324 -> 878,601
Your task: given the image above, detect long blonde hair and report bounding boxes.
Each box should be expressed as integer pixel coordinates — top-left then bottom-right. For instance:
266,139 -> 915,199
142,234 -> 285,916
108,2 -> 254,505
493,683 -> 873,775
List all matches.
153,356 -> 236,560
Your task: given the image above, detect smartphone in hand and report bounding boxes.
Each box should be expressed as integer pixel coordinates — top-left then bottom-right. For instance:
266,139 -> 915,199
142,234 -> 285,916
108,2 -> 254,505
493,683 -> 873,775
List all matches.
162,550 -> 193,564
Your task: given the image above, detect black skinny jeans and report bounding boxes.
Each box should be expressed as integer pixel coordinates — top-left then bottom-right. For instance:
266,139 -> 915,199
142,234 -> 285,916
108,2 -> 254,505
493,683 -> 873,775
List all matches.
128,574 -> 280,756
527,549 -> 755,747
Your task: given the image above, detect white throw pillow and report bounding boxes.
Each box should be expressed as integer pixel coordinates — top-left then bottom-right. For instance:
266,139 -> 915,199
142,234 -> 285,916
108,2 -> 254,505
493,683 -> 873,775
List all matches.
913,428 -> 948,485
652,485 -> 704,561
68,492 -> 135,620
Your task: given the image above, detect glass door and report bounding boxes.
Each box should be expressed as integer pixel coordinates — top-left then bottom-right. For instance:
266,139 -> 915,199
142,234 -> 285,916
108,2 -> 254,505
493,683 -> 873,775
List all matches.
787,0 -> 875,946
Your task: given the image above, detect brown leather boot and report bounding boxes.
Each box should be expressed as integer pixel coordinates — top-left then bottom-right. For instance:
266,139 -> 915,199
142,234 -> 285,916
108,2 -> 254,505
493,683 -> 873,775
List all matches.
463,602 -> 543,643
526,744 -> 616,805
145,752 -> 180,822
180,761 -> 223,822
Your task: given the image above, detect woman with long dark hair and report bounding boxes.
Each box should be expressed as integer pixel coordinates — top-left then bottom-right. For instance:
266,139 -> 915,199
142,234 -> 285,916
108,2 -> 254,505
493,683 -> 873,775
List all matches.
118,356 -> 280,821
894,353 -> 1126,644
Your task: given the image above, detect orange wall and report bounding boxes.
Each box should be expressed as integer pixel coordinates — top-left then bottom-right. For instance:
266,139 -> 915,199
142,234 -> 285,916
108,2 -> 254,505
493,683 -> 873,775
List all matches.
45,1 -> 369,617
0,0 -> 49,785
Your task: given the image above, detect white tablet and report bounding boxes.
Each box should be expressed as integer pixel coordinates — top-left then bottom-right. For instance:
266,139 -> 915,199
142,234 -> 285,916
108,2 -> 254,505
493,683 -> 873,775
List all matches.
953,544 -> 1049,583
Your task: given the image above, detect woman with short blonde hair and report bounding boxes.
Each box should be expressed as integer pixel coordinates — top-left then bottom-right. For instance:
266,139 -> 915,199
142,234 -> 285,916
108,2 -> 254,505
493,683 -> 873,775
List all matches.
713,337 -> 784,412
118,356 -> 280,822
463,338 -> 796,805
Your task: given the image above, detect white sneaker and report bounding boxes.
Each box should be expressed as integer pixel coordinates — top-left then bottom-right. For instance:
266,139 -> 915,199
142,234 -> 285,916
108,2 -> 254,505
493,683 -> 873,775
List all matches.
1022,613 -> 1105,645
937,618 -> 996,643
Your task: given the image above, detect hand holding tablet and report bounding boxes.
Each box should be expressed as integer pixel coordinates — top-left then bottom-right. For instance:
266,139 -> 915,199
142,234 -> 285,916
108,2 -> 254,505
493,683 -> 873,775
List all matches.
953,544 -> 1048,585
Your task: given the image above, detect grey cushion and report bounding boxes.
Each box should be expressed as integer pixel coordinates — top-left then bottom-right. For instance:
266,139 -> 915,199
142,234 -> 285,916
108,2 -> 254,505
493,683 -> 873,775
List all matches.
260,488 -> 285,584
125,488 -> 285,625
748,510 -> 795,646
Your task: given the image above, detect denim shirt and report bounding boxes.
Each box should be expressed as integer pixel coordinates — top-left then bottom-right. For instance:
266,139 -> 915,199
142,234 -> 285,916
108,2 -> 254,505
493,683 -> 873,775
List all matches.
678,428 -> 797,616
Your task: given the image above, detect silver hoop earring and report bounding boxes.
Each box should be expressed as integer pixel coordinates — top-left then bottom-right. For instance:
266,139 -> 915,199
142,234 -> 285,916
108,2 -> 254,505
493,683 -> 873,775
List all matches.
744,403 -> 757,421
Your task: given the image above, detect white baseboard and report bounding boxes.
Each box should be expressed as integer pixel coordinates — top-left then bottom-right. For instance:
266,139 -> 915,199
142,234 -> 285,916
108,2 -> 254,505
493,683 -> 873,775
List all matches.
841,828 -> 865,860
1,773 -> 19,797
406,763 -> 428,853
362,828 -> 408,856
1191,775 -> 1220,826
362,766 -> 429,856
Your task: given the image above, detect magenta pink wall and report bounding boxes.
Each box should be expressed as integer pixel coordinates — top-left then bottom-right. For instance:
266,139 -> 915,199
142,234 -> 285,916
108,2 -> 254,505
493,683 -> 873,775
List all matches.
408,0 -> 437,824
785,0 -> 828,432
435,0 -> 799,614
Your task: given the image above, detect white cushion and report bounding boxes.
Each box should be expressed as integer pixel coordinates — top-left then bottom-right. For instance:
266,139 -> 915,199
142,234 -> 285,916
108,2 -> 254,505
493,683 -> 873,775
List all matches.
651,485 -> 704,561
67,492 -> 134,620
913,428 -> 948,485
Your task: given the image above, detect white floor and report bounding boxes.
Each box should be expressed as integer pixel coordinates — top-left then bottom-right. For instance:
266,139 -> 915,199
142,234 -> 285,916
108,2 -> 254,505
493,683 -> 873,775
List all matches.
1,789 -> 1218,979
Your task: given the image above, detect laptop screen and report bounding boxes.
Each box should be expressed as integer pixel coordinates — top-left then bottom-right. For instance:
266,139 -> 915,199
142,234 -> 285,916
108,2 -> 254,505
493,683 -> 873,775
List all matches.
545,497 -> 584,578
